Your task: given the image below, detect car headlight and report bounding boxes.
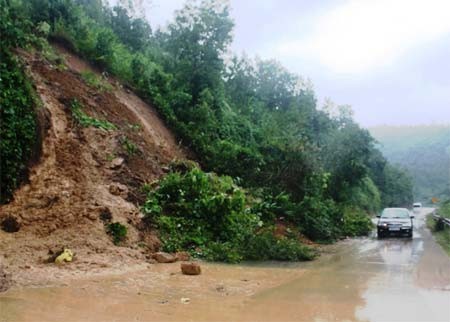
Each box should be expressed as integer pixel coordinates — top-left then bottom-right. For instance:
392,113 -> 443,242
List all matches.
379,223 -> 388,227
402,224 -> 411,228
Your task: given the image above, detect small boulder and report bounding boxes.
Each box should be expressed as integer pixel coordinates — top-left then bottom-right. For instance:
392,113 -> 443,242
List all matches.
175,251 -> 190,261
153,252 -> 177,263
109,183 -> 129,198
181,262 -> 201,275
110,157 -> 124,169
0,265 -> 12,292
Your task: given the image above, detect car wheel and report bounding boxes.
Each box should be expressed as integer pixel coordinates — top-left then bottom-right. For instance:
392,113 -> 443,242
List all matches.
377,231 -> 384,239
408,232 -> 413,238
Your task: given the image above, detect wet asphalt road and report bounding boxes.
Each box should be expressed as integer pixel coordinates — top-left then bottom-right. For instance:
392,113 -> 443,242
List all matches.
241,207 -> 450,321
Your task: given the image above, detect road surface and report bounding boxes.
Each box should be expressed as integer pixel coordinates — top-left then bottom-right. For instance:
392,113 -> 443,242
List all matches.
1,208 -> 449,321
241,207 -> 450,322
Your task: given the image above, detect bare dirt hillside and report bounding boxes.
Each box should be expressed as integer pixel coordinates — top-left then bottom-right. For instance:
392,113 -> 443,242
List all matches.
0,45 -> 187,287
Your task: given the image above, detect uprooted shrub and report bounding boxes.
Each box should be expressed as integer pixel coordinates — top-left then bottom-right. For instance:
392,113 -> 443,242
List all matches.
142,167 -> 314,262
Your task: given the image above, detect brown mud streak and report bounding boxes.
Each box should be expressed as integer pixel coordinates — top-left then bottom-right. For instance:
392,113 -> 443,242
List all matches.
0,46 -> 186,287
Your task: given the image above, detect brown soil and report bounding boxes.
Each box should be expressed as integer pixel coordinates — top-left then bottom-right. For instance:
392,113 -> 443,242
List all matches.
0,45 -> 187,287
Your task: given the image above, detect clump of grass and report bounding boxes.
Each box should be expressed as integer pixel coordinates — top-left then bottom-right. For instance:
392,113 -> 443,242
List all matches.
70,99 -> 116,131
120,135 -> 139,156
106,222 -> 127,245
80,71 -> 112,92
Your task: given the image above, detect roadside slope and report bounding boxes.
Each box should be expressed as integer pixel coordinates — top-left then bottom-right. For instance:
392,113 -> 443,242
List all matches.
0,46 -> 186,286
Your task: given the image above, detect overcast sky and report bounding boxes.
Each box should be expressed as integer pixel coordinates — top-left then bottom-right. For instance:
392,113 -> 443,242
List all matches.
139,0 -> 450,127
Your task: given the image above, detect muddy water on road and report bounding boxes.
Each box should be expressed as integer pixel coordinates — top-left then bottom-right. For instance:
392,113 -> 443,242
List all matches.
1,208 -> 449,321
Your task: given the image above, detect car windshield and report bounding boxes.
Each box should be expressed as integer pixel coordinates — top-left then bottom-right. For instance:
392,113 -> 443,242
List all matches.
381,209 -> 410,218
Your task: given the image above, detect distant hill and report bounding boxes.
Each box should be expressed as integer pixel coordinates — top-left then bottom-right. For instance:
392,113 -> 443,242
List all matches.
370,125 -> 450,204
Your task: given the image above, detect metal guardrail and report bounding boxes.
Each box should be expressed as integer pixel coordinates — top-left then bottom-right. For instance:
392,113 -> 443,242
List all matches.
432,210 -> 450,227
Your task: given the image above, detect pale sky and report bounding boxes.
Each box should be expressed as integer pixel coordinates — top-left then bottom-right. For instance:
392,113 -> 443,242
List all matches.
138,0 -> 450,127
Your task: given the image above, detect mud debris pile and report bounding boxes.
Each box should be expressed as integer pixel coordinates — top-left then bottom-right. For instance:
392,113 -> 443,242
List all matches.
0,44 -> 187,287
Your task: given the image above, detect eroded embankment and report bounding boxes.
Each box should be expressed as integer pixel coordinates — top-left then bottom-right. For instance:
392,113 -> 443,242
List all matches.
0,45 -> 186,287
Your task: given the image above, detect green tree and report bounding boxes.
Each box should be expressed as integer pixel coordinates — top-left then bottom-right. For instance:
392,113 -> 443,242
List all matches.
161,0 -> 234,104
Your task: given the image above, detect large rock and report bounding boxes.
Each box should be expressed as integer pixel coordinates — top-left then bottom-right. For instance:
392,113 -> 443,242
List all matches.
0,265 -> 12,292
153,252 -> 177,263
181,262 -> 201,275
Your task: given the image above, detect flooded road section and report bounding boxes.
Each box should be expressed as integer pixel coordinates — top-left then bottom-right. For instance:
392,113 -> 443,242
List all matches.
1,208 -> 449,321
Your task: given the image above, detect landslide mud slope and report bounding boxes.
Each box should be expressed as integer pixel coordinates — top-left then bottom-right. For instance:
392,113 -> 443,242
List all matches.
0,46 -> 186,287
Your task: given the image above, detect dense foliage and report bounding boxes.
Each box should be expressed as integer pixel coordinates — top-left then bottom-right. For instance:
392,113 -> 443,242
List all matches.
142,165 -> 315,262
1,0 -> 415,260
370,125 -> 450,204
0,0 -> 38,203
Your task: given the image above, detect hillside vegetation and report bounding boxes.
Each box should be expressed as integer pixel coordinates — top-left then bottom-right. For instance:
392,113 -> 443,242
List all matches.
0,0 -> 413,263
370,125 -> 450,204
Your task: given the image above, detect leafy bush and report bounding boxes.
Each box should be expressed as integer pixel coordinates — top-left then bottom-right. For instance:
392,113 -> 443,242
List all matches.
297,195 -> 340,242
243,230 -> 315,261
143,168 -> 257,260
251,192 -> 295,223
107,222 -> 127,245
341,206 -> 373,237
